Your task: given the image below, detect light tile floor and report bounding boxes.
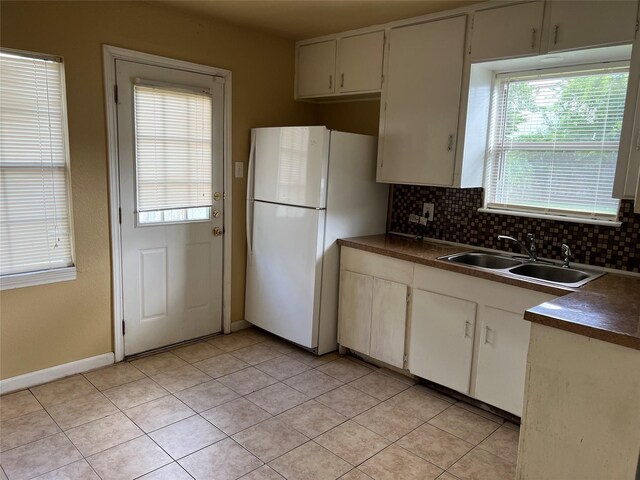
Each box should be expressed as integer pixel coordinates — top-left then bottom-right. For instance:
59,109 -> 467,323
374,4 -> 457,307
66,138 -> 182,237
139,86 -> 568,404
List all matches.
0,328 -> 519,480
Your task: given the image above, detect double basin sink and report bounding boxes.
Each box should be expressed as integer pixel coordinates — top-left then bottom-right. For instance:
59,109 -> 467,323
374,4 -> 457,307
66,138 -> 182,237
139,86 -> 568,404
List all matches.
439,252 -> 603,288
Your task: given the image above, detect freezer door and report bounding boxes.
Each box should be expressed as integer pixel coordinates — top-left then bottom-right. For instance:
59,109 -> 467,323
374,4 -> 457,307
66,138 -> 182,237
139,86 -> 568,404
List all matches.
245,201 -> 324,349
253,127 -> 329,208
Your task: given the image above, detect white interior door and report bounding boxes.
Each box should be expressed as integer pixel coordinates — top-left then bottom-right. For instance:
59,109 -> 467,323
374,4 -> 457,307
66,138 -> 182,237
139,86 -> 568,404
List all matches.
116,59 -> 224,356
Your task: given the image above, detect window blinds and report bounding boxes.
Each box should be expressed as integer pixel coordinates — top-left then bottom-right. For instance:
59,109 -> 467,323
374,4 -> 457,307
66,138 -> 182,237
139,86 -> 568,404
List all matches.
134,84 -> 213,213
0,52 -> 74,276
485,65 -> 628,220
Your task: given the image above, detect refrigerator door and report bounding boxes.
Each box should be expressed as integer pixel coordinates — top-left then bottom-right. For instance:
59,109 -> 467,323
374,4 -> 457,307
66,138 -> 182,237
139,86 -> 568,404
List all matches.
253,126 -> 329,209
245,200 -> 324,349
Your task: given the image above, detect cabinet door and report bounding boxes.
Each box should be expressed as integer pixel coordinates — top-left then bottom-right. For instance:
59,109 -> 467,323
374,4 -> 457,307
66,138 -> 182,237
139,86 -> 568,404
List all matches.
370,278 -> 407,368
297,40 -> 336,97
408,289 -> 476,394
378,16 -> 466,186
338,270 -> 372,355
337,31 -> 385,94
470,2 -> 544,61
547,1 -> 639,53
474,306 -> 531,416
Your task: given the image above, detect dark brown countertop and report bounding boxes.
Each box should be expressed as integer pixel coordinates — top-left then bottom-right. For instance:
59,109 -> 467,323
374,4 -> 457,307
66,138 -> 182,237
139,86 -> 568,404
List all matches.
338,234 -> 640,351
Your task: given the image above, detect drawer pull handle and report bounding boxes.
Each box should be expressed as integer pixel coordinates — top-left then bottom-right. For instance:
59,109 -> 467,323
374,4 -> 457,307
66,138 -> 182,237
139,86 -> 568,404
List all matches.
447,134 -> 454,151
553,25 -> 559,45
341,73 -> 345,88
329,75 -> 333,90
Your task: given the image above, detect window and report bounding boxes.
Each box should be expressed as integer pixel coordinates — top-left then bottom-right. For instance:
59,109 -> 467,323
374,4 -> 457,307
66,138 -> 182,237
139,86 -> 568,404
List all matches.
0,50 -> 75,289
484,63 -> 628,222
133,83 -> 213,225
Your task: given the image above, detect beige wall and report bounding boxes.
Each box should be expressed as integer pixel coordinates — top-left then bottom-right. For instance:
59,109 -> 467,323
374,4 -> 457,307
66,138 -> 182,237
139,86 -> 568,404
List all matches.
317,100 -> 381,136
0,1 -> 317,380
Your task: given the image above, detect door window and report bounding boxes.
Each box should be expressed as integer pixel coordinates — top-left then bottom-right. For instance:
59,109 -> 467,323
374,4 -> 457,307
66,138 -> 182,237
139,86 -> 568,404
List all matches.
133,83 -> 213,225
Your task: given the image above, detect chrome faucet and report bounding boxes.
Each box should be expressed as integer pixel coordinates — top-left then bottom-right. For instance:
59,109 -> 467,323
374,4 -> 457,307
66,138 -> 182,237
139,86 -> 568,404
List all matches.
498,234 -> 537,262
561,244 -> 572,268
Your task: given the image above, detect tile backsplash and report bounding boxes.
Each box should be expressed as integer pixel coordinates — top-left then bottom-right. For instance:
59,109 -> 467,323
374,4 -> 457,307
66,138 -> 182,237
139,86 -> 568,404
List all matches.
389,185 -> 639,273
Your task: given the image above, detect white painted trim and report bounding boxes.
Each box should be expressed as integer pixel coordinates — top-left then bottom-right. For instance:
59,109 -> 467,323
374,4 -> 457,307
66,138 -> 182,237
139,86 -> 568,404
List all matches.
0,267 -> 77,291
231,320 -> 252,332
0,353 -> 114,395
102,45 -> 232,362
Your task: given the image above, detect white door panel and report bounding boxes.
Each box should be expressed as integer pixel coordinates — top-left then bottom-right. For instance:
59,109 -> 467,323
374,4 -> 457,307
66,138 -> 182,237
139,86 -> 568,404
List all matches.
475,306 -> 531,415
117,60 -> 223,355
253,127 -> 328,208
409,289 -> 476,394
370,278 -> 407,368
245,201 -> 323,348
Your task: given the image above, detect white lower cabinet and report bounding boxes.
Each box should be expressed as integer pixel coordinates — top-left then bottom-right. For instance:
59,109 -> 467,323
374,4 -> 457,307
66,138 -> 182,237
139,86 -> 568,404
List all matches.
339,270 -> 373,355
338,246 -> 557,417
475,306 -> 532,416
338,248 -> 412,369
409,290 -> 476,394
370,278 -> 408,368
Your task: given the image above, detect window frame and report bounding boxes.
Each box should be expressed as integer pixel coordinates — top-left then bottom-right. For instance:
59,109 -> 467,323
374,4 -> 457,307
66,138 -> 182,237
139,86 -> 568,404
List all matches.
481,61 -> 628,225
0,48 -> 77,290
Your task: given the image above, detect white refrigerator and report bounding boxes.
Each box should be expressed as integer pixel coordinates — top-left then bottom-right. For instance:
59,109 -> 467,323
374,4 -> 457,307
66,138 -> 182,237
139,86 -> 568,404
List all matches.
245,126 -> 388,354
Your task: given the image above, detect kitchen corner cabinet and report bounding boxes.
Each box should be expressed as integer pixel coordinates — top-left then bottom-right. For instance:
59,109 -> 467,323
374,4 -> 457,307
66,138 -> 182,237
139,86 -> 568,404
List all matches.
470,2 -> 544,61
546,1 -> 639,53
409,290 -> 476,394
295,31 -> 384,100
338,248 -> 412,368
377,15 -> 467,186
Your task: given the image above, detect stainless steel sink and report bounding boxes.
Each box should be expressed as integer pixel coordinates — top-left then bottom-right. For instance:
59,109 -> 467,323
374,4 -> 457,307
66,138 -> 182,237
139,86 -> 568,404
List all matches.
508,263 -> 588,283
439,251 -> 603,288
444,252 -> 523,269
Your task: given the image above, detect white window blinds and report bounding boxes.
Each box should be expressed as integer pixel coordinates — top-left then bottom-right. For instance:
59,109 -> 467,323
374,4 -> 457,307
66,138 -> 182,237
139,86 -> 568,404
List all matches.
485,64 -> 628,221
0,51 -> 74,276
134,84 -> 213,213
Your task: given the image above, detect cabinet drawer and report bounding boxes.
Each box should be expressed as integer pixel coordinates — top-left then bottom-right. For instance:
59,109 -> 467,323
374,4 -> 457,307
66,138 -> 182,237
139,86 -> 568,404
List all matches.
341,247 -> 414,285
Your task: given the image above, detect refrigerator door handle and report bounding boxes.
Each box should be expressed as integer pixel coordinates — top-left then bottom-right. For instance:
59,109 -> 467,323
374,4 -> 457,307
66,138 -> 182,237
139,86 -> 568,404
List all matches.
247,131 -> 256,260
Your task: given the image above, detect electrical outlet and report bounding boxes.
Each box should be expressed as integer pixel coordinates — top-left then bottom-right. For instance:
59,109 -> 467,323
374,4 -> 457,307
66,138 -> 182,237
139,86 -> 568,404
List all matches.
423,202 -> 434,221
408,213 -> 420,223
419,216 -> 428,226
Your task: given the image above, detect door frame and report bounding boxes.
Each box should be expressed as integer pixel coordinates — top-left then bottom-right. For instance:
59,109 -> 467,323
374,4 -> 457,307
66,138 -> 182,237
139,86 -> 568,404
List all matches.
102,45 -> 233,362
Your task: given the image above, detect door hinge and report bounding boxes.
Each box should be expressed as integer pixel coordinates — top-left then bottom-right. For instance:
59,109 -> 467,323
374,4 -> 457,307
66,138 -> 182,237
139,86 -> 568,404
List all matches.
122,320 -> 125,335
118,207 -> 122,224
403,353 -> 408,363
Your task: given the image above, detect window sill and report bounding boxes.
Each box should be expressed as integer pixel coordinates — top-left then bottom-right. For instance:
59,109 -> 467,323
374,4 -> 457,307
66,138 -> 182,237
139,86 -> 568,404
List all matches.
478,208 -> 622,227
0,267 -> 77,291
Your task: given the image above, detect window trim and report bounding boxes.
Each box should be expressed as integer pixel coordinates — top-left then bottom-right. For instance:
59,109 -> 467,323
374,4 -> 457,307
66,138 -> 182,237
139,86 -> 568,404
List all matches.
0,48 -> 77,287
482,61 -> 628,224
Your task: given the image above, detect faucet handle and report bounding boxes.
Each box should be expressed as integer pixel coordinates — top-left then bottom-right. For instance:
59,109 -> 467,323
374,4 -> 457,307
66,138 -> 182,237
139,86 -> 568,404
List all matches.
561,243 -> 572,268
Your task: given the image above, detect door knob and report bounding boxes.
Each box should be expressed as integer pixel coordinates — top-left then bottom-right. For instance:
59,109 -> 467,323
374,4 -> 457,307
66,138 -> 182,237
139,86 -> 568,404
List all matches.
213,192 -> 222,201
212,227 -> 223,236
213,209 -> 220,218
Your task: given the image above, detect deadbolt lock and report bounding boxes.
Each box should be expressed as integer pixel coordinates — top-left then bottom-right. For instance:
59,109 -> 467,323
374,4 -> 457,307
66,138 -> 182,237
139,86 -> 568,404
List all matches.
213,192 -> 222,201
212,227 -> 223,236
213,209 -> 220,218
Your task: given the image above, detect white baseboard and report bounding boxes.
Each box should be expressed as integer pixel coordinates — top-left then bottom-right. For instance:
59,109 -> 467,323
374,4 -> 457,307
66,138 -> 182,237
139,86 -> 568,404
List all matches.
231,320 -> 252,332
0,352 -> 115,395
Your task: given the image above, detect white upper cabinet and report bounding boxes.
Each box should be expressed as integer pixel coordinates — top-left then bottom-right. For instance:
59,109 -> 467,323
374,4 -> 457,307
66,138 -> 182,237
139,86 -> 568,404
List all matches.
337,31 -> 385,94
378,16 -> 467,186
296,31 -> 384,99
296,40 -> 336,98
470,2 -> 545,61
546,1 -> 639,52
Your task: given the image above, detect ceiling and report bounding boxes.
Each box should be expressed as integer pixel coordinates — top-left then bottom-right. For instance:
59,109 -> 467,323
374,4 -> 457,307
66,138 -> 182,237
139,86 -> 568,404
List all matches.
158,0 -> 483,40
